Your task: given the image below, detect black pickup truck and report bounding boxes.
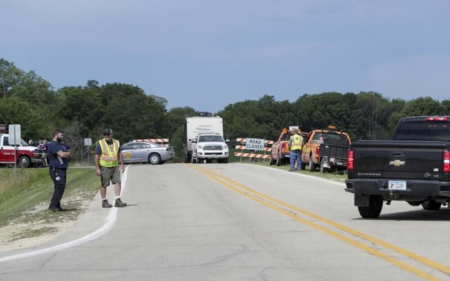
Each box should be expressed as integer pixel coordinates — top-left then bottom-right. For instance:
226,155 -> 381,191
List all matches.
318,138 -> 350,173
345,116 -> 450,218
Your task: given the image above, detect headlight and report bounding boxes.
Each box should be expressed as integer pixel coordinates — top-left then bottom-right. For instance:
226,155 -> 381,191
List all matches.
33,149 -> 42,157
197,145 -> 203,149
222,145 -> 228,149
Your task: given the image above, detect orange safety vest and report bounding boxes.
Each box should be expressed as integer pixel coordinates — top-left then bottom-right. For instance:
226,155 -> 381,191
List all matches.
98,138 -> 120,167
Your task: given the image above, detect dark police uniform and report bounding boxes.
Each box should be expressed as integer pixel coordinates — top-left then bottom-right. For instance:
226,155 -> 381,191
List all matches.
47,141 -> 69,211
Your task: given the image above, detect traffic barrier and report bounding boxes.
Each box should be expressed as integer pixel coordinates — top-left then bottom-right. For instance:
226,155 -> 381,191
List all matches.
134,138 -> 170,147
235,138 -> 273,162
234,152 -> 271,159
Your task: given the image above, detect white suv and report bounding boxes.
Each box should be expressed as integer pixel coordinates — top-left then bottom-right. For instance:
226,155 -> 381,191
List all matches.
191,133 -> 229,163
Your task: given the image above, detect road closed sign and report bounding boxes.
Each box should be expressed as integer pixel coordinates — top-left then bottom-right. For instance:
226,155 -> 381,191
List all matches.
246,138 -> 265,151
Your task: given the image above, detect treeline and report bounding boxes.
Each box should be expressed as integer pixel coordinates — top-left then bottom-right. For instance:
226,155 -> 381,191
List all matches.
220,93 -> 450,142
1,58 -> 449,162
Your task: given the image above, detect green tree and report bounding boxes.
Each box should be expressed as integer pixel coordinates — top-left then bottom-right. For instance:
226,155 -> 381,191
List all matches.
400,97 -> 445,117
387,98 -> 406,134
353,92 -> 392,139
10,70 -> 55,105
0,59 -> 23,98
292,92 -> 353,134
0,98 -> 47,140
219,95 -> 294,142
441,99 -> 450,114
219,100 -> 260,141
170,126 -> 186,163
98,83 -> 167,142
57,84 -> 104,136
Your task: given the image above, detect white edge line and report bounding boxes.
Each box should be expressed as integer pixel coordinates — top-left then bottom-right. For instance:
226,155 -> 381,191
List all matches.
0,166 -> 129,263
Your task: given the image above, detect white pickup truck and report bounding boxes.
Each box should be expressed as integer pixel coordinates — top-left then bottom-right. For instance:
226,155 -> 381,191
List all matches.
190,133 -> 229,163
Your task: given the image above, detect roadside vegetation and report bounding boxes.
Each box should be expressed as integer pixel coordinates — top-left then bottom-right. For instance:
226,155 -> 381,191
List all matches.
3,58 -> 450,167
0,168 -> 98,233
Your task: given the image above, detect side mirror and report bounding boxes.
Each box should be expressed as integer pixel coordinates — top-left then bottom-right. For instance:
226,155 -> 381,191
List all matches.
225,139 -> 230,142
191,140 -> 197,144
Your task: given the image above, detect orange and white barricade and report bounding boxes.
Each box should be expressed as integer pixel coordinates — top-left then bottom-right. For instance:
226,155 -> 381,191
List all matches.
235,138 -> 274,162
134,138 -> 170,147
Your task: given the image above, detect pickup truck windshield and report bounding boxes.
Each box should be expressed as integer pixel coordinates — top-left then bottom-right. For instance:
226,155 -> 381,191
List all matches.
198,135 -> 224,142
393,121 -> 450,141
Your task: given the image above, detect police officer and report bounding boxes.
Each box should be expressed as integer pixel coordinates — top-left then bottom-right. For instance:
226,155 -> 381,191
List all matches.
288,128 -> 303,172
94,128 -> 127,208
47,129 -> 71,212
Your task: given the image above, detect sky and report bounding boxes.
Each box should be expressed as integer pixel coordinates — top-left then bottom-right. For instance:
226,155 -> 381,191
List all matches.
2,0 -> 450,113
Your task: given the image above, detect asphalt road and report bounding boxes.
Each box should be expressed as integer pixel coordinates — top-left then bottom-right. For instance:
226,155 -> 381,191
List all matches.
1,163 -> 450,281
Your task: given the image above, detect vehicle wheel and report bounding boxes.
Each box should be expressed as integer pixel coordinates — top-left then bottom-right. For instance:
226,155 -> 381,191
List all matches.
148,153 -> 161,165
206,159 -> 212,163
320,158 -> 328,173
276,152 -> 283,166
357,195 -> 383,218
421,200 -> 442,211
223,157 -> 228,164
197,157 -> 204,164
308,157 -> 316,171
18,156 -> 31,168
269,154 -> 275,165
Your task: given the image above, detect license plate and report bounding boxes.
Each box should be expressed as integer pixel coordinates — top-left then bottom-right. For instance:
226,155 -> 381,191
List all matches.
388,181 -> 407,190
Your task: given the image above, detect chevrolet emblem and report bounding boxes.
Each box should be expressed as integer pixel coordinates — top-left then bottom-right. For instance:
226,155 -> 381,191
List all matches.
389,160 -> 405,166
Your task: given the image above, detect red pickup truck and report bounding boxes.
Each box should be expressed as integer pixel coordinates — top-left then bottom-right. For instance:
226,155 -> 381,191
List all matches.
0,133 -> 43,167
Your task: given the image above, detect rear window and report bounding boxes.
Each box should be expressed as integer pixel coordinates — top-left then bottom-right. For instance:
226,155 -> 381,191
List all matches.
312,132 -> 350,144
393,121 -> 450,141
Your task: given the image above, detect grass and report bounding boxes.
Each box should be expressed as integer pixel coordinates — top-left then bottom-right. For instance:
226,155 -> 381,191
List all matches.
234,155 -> 348,182
0,167 -> 99,228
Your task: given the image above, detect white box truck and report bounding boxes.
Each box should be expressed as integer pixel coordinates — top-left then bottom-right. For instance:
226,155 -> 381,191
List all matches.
184,116 -> 228,163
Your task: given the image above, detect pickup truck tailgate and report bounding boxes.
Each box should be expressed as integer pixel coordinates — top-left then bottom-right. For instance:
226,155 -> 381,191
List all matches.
350,140 -> 448,180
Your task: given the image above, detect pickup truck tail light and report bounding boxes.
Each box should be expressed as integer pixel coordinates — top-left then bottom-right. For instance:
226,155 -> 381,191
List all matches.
444,151 -> 450,173
426,116 -> 448,121
347,150 -> 354,170
315,146 -> 320,157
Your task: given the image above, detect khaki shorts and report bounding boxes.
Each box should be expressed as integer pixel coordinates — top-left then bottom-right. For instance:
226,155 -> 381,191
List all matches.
100,166 -> 121,187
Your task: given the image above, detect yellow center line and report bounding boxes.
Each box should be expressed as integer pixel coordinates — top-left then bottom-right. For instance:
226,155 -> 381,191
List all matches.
188,164 -> 447,281
209,168 -> 450,275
